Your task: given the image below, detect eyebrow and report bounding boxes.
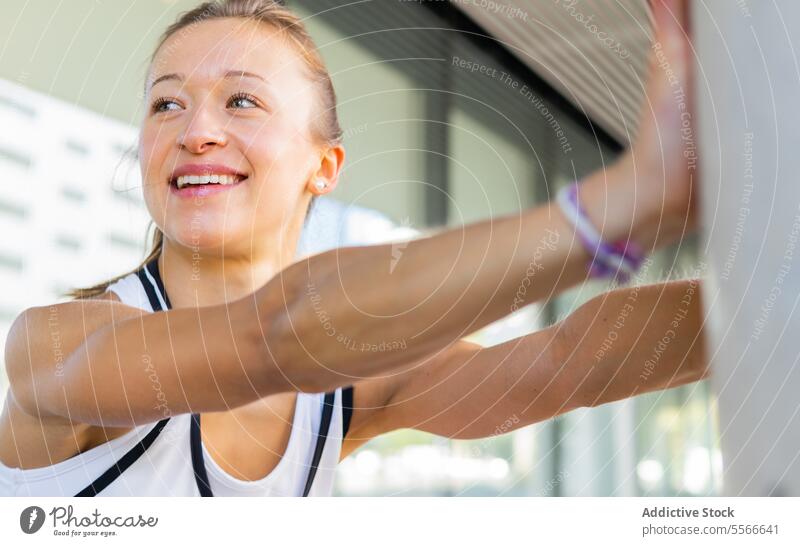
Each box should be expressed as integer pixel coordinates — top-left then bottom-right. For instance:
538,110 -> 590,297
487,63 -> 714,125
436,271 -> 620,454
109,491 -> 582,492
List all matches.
149,73 -> 182,90
148,70 -> 265,90
223,70 -> 265,82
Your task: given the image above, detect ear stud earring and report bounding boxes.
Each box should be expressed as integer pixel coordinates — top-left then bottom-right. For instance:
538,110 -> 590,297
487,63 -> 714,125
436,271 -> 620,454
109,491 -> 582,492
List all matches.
315,180 -> 327,191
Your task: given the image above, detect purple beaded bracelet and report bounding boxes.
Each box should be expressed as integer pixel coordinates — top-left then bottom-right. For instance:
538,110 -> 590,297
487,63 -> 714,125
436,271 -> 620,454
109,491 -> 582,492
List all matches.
556,182 -> 645,283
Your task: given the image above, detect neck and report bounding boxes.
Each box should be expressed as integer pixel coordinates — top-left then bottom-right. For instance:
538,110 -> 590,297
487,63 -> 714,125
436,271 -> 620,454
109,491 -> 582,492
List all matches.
157,236 -> 297,309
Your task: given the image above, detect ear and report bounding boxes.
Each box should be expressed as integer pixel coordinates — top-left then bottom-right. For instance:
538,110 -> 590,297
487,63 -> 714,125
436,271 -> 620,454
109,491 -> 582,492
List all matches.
308,145 -> 345,195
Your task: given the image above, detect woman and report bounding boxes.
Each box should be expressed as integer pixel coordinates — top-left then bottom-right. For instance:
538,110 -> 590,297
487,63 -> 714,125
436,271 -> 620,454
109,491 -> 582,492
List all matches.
0,0 -> 704,496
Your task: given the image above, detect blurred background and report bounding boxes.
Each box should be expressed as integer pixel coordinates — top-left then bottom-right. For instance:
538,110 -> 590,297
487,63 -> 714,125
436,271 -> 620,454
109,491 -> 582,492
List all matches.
0,0 -> 719,495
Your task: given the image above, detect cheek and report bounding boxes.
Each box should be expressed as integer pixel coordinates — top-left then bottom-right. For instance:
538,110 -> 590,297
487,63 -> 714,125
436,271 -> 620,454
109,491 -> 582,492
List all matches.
236,121 -> 316,196
138,124 -> 179,230
138,125 -> 174,191
139,125 -> 165,166
138,133 -> 161,206
239,118 -> 303,163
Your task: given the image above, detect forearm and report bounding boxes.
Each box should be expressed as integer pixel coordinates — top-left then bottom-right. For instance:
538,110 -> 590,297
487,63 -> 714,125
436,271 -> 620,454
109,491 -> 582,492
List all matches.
268,209 -> 576,390
263,158 -> 681,392
349,281 -> 707,441
556,279 -> 708,410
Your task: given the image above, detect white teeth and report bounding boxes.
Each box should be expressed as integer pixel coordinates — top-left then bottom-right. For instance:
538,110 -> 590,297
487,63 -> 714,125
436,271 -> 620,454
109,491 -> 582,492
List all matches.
175,174 -> 240,189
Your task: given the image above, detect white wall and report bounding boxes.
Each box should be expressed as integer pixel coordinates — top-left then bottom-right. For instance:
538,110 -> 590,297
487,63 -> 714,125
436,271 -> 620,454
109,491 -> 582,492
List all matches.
0,78 -> 151,394
697,0 -> 800,495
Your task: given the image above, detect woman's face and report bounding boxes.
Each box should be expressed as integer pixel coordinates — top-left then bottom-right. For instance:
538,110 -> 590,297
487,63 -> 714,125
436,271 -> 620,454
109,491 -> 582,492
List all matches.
140,18 -> 325,258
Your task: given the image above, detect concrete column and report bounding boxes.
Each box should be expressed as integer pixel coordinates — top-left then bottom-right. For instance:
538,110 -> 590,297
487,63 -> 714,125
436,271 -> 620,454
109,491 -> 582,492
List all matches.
696,0 -> 800,495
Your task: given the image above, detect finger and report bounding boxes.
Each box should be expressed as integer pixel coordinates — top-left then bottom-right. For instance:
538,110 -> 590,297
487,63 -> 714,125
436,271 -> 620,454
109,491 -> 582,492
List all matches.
648,0 -> 694,87
649,0 -> 690,48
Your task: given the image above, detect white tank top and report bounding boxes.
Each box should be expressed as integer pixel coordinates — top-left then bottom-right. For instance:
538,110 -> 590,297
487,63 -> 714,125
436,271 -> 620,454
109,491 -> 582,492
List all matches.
0,262 -> 349,496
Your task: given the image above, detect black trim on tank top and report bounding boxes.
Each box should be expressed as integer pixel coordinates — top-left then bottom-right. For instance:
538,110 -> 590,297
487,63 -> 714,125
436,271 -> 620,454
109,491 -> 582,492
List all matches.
147,257 -> 172,309
342,386 -> 354,439
136,266 -> 162,312
75,417 -> 170,497
302,391 -> 336,496
77,255 -> 341,496
115,253 -> 340,497
76,260 -> 174,497
190,414 -> 213,497
189,392 -> 336,497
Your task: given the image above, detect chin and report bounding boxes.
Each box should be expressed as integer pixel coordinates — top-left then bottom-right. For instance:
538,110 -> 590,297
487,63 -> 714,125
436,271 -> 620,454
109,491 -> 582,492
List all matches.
166,221 -> 249,255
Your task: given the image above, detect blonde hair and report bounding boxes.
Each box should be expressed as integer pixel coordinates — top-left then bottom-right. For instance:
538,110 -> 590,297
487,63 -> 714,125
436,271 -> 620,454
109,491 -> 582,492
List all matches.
66,0 -> 342,299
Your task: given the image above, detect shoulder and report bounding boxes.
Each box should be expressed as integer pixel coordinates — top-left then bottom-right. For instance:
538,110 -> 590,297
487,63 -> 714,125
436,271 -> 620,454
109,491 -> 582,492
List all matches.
0,290 -> 139,467
5,289 -> 146,359
7,290 -> 142,352
3,291 -> 146,418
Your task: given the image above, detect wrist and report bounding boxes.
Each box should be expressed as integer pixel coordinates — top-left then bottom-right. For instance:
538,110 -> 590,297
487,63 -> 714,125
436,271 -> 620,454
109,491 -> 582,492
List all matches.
557,179 -> 644,282
579,153 -> 678,253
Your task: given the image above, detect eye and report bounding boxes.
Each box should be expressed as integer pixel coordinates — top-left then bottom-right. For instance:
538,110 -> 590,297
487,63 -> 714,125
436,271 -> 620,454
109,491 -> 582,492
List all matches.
150,97 -> 183,114
228,92 -> 260,109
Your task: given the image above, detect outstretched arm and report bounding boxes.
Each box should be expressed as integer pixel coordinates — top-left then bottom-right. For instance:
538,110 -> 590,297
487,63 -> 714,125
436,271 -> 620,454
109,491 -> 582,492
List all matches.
6,0 -> 694,429
5,155 -> 675,429
342,279 -> 707,455
265,0 -> 696,393
269,164 -> 674,394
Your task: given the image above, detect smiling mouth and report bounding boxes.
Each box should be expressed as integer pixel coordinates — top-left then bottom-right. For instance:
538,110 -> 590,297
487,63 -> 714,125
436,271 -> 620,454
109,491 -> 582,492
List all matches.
170,174 -> 247,190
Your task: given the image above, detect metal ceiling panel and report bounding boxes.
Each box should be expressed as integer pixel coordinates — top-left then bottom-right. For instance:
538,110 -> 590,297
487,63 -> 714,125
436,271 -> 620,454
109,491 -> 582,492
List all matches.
452,0 -> 654,145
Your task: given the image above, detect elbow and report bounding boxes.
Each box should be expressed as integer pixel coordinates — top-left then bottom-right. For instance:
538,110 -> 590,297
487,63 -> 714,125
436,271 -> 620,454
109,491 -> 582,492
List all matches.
513,323 -> 588,424
5,309 -> 40,418
245,276 -> 323,395
6,377 -> 39,421
547,320 -> 594,414
4,308 -> 61,421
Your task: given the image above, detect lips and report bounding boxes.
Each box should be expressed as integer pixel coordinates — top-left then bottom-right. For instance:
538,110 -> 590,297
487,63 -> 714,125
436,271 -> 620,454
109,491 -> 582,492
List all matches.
168,163 -> 248,197
173,173 -> 242,189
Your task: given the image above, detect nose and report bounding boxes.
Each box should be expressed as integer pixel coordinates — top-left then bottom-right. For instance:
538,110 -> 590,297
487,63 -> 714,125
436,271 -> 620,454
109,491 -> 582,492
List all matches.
176,105 -> 227,153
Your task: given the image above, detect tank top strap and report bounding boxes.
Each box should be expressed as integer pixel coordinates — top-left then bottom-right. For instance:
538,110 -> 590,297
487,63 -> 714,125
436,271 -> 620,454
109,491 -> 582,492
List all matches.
75,258 -> 171,497
105,255 -> 345,496
106,272 -> 153,312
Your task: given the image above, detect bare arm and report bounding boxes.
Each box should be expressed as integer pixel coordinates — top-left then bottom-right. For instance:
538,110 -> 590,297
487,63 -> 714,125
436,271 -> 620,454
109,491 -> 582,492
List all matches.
555,278 -> 708,410
7,0 -> 695,429
266,164 -> 672,394
5,294 -> 272,427
6,171 -> 650,429
263,0 -> 697,393
341,279 -> 707,453
6,164 -> 664,426
6,165 -> 669,430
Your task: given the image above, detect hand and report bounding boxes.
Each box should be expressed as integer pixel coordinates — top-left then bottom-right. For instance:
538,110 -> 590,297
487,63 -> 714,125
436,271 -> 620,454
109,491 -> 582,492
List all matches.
578,0 -> 697,252
628,0 -> 698,240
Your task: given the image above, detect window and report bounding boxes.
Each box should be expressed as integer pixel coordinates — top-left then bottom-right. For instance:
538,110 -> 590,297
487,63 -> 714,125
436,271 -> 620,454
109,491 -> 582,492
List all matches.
0,93 -> 36,118
64,138 -> 90,157
0,307 -> 17,322
111,187 -> 142,205
0,198 -> 27,219
108,233 -> 139,251
0,146 -> 32,170
55,235 -> 82,252
0,253 -> 24,272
